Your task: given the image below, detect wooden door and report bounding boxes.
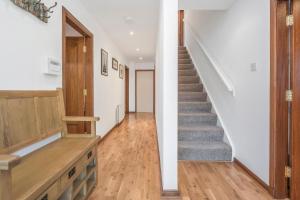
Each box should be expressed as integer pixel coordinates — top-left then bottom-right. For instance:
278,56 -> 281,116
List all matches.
291,1 -> 300,199
125,67 -> 129,114
179,10 -> 184,46
270,0 -> 289,198
65,37 -> 86,133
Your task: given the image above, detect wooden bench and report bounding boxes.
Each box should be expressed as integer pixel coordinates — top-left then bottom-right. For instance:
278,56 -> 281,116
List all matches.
0,89 -> 100,200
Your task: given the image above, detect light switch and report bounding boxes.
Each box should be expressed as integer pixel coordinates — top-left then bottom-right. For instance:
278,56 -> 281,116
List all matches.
250,63 -> 257,72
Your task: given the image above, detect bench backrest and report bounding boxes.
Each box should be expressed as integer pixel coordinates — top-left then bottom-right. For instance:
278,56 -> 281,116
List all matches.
0,89 -> 66,154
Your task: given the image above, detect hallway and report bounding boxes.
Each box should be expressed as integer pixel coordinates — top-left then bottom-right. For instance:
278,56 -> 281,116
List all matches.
90,113 -> 161,199
90,113 -> 275,200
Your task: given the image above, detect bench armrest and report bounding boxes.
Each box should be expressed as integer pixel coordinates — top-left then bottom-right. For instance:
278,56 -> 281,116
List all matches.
63,116 -> 100,137
62,116 -> 100,122
0,155 -> 21,170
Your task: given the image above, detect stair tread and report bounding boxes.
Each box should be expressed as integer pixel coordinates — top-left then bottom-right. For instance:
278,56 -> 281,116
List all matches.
179,83 -> 202,85
179,91 -> 205,94
178,68 -> 195,70
179,141 -> 231,150
178,100 -> 209,105
178,112 -> 216,117
179,75 -> 198,77
178,125 -> 223,131
179,101 -> 210,104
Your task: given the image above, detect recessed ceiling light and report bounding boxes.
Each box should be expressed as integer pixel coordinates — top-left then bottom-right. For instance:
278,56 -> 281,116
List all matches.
139,57 -> 143,60
124,16 -> 134,25
129,31 -> 135,36
136,48 -> 140,52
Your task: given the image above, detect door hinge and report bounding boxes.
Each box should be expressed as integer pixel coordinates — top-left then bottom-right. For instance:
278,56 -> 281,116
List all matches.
285,166 -> 292,178
83,45 -> 87,53
286,90 -> 293,102
286,15 -> 294,26
83,89 -> 87,96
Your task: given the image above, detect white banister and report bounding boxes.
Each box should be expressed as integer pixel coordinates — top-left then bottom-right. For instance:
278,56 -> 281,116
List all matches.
186,23 -> 235,96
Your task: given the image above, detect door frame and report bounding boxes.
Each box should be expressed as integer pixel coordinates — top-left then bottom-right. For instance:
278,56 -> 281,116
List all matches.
125,66 -> 129,114
135,69 -> 155,113
179,10 -> 184,46
291,1 -> 300,199
270,0 -> 300,199
62,7 -> 94,118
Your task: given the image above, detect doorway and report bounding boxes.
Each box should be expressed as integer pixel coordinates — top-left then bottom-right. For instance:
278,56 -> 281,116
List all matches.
270,0 -> 300,199
125,67 -> 129,114
179,10 -> 184,46
62,7 -> 94,134
135,70 -> 155,113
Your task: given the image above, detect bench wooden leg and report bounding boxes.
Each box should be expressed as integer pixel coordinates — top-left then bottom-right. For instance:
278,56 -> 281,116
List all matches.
0,170 -> 12,200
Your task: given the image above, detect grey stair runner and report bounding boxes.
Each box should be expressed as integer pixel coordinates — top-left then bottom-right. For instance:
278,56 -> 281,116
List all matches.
178,46 -> 232,161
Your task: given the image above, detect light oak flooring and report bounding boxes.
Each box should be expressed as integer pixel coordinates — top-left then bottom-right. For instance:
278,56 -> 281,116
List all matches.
90,113 -> 277,200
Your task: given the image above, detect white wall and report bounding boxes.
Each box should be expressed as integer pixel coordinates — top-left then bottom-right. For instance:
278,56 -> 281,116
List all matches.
155,0 -> 178,191
179,0 -> 236,10
185,0 -> 270,184
128,62 -> 155,112
0,0 -> 130,137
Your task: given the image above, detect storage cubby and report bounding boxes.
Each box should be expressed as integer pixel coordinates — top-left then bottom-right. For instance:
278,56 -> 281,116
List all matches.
73,186 -> 85,200
72,169 -> 87,198
86,171 -> 96,195
58,187 -> 72,200
87,159 -> 96,175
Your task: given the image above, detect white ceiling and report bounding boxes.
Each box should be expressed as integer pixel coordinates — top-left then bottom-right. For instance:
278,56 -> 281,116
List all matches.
81,0 -> 159,63
179,0 -> 236,10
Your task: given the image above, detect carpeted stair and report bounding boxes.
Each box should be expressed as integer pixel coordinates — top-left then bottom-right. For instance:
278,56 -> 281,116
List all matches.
178,46 -> 232,161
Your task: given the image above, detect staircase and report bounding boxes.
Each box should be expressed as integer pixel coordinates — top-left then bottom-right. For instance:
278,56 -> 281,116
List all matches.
178,46 -> 232,161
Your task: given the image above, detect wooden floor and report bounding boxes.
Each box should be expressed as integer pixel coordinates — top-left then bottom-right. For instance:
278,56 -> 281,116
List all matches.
90,113 -> 276,200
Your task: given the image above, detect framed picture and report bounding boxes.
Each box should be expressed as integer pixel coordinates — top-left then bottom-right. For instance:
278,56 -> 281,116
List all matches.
119,64 -> 124,79
101,49 -> 108,76
112,58 -> 118,70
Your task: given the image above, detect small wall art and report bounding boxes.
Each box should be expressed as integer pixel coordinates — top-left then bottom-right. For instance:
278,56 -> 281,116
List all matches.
119,64 -> 124,79
101,49 -> 108,76
112,58 -> 118,71
10,0 -> 57,23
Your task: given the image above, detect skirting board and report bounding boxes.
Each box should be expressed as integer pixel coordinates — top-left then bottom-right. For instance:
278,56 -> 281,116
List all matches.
234,158 -> 270,192
161,190 -> 181,200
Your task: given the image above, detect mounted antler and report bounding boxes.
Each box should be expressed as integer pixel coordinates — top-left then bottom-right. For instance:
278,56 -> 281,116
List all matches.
11,0 -> 57,23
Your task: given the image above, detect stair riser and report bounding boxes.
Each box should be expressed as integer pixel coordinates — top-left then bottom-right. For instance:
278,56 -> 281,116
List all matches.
178,115 -> 217,126
178,47 -> 187,51
179,95 -> 207,102
179,130 -> 224,142
178,50 -> 188,54
179,79 -> 199,84
179,70 -> 197,76
179,76 -> 199,82
179,84 -> 203,92
178,148 -> 232,161
179,65 -> 194,70
179,59 -> 192,64
179,54 -> 190,59
179,103 -> 211,113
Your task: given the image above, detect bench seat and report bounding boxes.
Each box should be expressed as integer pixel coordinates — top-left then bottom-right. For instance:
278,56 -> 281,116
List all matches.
12,137 -> 99,200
